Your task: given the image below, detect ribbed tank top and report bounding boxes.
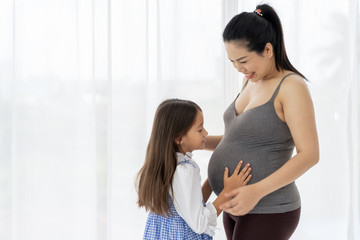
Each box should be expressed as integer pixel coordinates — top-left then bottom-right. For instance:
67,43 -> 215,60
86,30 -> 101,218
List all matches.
208,73 -> 301,214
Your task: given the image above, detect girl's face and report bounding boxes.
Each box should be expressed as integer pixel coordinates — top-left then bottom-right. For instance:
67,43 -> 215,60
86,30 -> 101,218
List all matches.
179,110 -> 208,154
225,41 -> 275,82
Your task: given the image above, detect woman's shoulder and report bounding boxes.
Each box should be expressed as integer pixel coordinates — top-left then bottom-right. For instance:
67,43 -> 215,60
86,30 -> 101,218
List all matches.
281,71 -> 306,83
280,72 -> 309,94
278,72 -> 312,104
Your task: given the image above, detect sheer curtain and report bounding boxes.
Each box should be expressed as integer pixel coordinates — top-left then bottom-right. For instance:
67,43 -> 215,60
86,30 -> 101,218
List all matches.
0,0 -> 359,240
0,0 -> 111,239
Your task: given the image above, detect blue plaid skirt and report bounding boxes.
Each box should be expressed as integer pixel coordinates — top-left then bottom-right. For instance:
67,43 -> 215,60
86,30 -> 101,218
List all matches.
143,198 -> 213,240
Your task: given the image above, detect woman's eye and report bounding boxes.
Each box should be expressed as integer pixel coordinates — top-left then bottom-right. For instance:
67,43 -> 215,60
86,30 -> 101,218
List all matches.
240,61 -> 247,64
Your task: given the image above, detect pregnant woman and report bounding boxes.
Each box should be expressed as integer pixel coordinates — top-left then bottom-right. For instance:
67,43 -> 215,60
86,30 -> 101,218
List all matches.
206,4 -> 319,240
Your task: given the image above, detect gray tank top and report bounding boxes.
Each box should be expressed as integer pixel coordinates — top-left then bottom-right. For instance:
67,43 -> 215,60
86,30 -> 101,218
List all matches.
208,73 -> 301,214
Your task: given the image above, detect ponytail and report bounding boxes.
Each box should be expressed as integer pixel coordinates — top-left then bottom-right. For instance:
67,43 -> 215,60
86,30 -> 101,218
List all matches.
223,4 -> 306,80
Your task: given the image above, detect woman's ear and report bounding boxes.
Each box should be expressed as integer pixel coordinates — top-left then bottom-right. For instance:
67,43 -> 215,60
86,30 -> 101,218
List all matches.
263,42 -> 274,58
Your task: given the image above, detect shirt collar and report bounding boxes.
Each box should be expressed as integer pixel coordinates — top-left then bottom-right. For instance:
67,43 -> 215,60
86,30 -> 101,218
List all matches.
176,152 -> 193,163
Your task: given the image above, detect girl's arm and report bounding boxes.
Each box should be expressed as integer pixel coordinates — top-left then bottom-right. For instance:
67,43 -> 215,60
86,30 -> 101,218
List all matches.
205,135 -> 223,151
202,179 -> 212,203
221,77 -> 319,215
172,160 -> 251,235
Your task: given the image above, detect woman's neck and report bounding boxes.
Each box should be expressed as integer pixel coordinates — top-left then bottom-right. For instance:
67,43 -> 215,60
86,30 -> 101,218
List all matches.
263,66 -> 284,81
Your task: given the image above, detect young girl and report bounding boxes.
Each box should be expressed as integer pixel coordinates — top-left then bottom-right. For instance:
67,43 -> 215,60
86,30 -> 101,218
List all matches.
136,99 -> 252,239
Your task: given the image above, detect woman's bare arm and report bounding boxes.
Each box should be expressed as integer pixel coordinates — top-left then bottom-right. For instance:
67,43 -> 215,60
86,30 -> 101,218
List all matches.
205,135 -> 223,151
202,179 -> 212,203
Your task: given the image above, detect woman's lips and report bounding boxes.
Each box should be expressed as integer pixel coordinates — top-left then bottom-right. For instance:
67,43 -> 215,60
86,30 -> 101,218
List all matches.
245,72 -> 254,79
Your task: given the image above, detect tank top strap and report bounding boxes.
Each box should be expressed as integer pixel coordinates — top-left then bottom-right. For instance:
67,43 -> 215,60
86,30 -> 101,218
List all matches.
241,78 -> 250,92
235,78 -> 250,100
270,73 -> 297,100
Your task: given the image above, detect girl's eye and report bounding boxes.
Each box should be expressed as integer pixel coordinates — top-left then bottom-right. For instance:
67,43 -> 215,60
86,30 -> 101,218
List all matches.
240,61 -> 247,64
198,129 -> 203,132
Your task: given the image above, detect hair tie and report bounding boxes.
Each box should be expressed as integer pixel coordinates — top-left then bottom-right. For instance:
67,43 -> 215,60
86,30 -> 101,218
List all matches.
254,9 -> 263,16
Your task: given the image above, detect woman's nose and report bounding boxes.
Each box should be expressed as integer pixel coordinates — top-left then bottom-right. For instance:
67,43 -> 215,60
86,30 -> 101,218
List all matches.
233,62 -> 244,73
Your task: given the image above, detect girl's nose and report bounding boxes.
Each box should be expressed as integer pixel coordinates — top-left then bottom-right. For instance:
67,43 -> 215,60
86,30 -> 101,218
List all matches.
203,128 -> 208,137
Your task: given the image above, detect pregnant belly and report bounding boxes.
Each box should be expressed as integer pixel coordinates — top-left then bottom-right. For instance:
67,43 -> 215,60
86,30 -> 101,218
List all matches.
207,141 -> 283,196
207,141 -> 250,195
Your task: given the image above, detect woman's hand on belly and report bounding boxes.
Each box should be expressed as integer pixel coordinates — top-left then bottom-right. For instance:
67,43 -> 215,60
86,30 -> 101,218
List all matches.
220,184 -> 262,216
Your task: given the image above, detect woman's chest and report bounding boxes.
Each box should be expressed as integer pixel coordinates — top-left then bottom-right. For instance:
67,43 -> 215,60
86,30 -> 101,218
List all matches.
234,87 -> 285,121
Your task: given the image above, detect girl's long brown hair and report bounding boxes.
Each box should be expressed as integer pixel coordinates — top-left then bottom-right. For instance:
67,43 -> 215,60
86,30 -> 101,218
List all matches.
136,99 -> 201,216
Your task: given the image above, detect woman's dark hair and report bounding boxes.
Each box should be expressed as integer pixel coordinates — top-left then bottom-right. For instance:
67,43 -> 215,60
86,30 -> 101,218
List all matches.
223,4 -> 306,79
136,99 -> 201,216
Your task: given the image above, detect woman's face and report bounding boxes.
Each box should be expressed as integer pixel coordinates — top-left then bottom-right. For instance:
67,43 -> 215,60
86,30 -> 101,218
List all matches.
225,41 -> 274,82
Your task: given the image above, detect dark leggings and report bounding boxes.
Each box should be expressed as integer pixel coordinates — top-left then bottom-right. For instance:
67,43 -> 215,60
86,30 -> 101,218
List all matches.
223,207 -> 301,240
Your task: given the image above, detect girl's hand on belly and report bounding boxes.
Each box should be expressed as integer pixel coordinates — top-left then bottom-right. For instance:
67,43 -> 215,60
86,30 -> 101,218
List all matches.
223,160 -> 252,193
212,160 -> 252,216
220,184 -> 262,216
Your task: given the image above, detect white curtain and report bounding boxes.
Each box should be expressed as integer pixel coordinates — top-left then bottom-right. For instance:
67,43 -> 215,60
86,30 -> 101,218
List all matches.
0,0 -> 359,240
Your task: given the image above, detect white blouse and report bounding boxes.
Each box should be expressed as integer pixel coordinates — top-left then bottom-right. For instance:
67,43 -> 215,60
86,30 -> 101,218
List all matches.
171,152 -> 217,236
